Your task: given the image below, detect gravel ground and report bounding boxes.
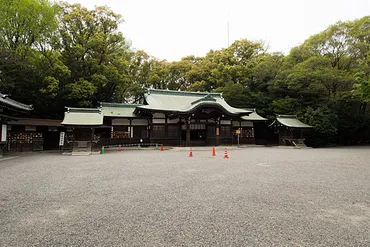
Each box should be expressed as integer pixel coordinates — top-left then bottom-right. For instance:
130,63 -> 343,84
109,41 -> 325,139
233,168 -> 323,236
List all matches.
1,146 -> 370,246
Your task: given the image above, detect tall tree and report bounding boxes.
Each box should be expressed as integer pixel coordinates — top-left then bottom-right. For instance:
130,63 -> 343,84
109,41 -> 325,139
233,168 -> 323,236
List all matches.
0,0 -> 59,108
41,2 -> 131,108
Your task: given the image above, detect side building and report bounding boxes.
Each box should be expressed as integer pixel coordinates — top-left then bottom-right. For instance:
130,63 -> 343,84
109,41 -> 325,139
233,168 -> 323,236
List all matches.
269,115 -> 312,147
0,93 -> 33,156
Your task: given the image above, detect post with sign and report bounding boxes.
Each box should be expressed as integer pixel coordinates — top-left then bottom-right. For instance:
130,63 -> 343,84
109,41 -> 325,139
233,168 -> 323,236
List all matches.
236,128 -> 241,148
59,132 -> 65,152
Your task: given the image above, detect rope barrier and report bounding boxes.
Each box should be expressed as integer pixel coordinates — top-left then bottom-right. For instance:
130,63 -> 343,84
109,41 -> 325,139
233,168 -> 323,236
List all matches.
103,143 -> 161,148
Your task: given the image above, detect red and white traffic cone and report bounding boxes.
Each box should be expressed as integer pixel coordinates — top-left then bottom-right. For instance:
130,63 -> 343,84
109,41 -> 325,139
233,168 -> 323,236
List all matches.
223,148 -> 229,159
189,147 -> 193,157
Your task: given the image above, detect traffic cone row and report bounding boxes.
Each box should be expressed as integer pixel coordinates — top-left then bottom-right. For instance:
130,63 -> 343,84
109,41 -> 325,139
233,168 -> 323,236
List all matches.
102,145 -> 230,158
188,147 -> 230,158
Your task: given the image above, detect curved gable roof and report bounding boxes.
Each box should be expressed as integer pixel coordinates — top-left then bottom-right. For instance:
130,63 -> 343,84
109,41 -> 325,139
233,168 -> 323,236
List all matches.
135,89 -> 252,116
270,115 -> 312,128
62,107 -> 103,126
100,102 -> 140,118
0,93 -> 33,111
241,109 -> 267,121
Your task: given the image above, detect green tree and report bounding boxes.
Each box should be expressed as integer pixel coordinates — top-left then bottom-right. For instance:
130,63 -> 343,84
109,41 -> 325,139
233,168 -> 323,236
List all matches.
0,0 -> 59,109
0,0 -> 58,53
353,72 -> 370,102
55,3 -> 131,106
303,106 -> 338,147
214,83 -> 248,108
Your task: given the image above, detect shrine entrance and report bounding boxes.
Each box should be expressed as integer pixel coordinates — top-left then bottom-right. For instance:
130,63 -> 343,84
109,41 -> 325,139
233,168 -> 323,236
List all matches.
71,127 -> 101,153
179,107 -> 235,147
181,121 -> 207,146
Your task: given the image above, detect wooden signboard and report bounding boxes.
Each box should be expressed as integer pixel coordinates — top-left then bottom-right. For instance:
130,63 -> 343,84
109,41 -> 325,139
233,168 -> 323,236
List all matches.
59,132 -> 65,146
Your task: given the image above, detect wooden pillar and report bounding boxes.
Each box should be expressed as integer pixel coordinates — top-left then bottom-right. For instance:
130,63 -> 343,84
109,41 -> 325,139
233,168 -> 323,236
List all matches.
301,129 -> 303,139
239,120 -> 242,145
165,114 -> 168,139
90,127 -> 94,153
216,118 -> 220,146
205,119 -> 208,146
178,117 -> 182,146
252,121 -> 256,144
72,127 -> 75,152
129,119 -> 132,144
0,123 -> 4,157
186,117 -> 190,147
147,118 -> 150,140
227,120 -> 231,145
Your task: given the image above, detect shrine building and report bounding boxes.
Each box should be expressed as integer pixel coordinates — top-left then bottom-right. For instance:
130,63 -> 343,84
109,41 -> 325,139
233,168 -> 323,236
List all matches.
61,89 -> 268,152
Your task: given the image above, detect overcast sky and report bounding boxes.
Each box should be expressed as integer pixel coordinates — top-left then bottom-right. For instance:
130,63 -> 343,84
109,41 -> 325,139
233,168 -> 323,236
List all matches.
64,0 -> 369,61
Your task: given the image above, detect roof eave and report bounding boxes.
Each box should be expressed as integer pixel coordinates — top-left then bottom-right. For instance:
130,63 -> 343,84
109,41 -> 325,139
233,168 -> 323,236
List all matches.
274,119 -> 312,128
170,103 -> 252,117
243,118 -> 268,121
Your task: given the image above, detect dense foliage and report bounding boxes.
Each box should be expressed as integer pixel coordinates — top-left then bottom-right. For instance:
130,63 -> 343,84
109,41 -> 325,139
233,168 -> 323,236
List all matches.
0,1 -> 369,146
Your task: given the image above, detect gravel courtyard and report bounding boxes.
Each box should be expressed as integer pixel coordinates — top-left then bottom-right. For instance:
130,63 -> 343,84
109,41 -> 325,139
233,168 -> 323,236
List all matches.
1,147 -> 370,246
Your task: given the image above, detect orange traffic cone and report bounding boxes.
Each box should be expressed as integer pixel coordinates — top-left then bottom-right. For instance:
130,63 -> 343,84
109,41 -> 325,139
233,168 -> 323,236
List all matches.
212,146 -> 216,156
118,145 -> 122,152
223,148 -> 229,159
160,144 -> 164,151
189,147 -> 193,157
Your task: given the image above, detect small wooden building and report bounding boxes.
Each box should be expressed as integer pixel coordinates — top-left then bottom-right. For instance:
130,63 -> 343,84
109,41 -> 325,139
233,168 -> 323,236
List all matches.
0,93 -> 33,156
269,115 -> 312,147
6,118 -> 64,152
61,108 -> 103,153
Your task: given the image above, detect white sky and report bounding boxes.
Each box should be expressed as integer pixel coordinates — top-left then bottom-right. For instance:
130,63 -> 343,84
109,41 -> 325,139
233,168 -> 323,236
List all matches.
64,0 -> 369,61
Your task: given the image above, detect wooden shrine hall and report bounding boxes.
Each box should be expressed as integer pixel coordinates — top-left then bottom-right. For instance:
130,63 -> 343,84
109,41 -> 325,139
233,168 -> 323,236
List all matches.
61,89 -> 269,151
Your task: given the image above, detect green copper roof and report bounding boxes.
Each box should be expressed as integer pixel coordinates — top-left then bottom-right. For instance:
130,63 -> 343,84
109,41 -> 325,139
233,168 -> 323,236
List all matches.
270,115 -> 311,128
61,107 -> 103,126
191,94 -> 217,105
135,89 -> 252,116
100,102 -> 139,117
241,109 -> 267,121
0,93 -> 33,111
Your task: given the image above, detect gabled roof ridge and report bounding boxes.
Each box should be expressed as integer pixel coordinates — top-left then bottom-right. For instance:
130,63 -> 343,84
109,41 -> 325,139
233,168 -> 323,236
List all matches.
66,107 -> 102,113
271,114 -> 312,128
100,102 -> 142,108
245,108 -> 257,112
191,94 -> 217,105
277,114 -> 297,118
147,88 -> 222,97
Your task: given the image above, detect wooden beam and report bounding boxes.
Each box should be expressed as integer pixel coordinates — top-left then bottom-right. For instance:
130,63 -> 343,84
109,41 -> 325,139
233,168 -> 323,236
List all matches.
186,117 -> 191,147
